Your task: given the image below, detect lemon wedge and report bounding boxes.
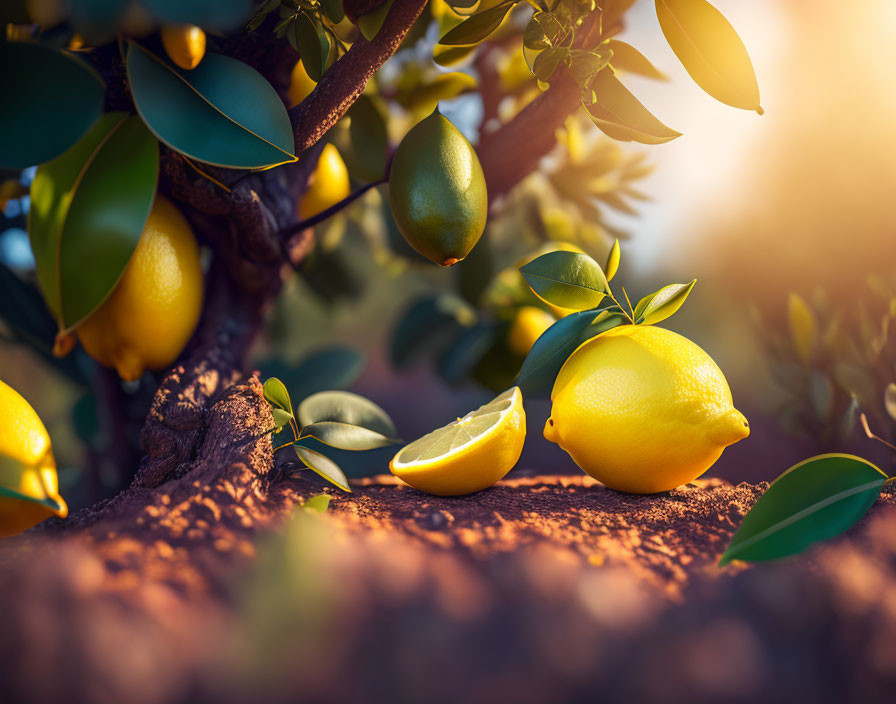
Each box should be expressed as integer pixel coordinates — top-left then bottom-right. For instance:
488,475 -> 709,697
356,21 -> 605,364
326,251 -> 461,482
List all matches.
389,387 -> 526,496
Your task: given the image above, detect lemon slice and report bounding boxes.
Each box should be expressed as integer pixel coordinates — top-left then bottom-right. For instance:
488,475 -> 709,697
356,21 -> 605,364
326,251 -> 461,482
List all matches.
389,387 -> 526,496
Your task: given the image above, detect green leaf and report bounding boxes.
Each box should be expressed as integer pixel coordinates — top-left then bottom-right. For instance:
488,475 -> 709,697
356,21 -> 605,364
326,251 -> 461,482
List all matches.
263,377 -> 293,418
300,421 -> 395,450
271,407 -> 294,430
357,0 -> 396,42
606,40 -> 667,80
519,251 -> 608,311
302,493 -> 331,513
569,49 -> 612,90
633,279 -> 695,325
298,390 -> 397,437
345,94 -> 389,182
523,12 -> 564,50
655,0 -> 762,113
886,383 -> 896,421
322,0 -> 345,24
434,44 -> 478,68
140,0 -> 251,30
605,239 -> 621,282
532,48 -> 566,83
391,295 -> 477,369
28,113 -> 159,331
293,12 -> 329,82
586,69 -> 681,145
126,42 -> 296,169
437,322 -> 499,383
438,2 -> 515,46
294,445 -> 351,492
0,42 -> 105,169
395,72 -> 478,116
720,454 -> 887,565
517,310 -> 624,396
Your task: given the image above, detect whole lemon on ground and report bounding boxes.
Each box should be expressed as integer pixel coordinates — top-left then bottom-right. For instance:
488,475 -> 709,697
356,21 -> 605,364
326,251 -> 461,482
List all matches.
388,110 -> 487,267
76,195 -> 203,382
508,305 -> 556,356
0,380 -> 67,538
298,143 -> 351,220
161,24 -> 206,70
288,59 -> 317,107
390,387 -> 525,496
544,325 -> 749,494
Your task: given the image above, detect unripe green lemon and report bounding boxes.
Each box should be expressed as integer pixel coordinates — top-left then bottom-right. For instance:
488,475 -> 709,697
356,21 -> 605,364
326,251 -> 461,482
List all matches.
388,110 -> 487,266
544,325 -> 749,494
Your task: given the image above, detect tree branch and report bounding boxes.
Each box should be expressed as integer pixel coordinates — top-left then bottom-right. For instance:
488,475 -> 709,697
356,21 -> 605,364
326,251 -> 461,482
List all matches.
289,0 -> 428,154
479,14 -> 602,200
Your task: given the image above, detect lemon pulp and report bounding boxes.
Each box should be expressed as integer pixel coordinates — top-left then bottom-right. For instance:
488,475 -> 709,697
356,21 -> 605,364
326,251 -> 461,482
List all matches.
390,387 -> 526,496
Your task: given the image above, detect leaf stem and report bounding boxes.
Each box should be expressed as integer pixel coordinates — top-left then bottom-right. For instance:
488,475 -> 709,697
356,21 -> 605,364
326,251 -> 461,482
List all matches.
860,413 -> 896,452
604,284 -> 634,324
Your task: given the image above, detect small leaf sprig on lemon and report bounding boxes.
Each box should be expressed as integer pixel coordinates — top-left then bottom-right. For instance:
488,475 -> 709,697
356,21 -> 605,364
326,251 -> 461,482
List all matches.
0,380 -> 67,538
516,240 -> 749,494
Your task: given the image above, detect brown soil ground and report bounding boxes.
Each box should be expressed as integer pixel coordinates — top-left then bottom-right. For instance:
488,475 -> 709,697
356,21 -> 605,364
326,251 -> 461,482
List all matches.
2,474 -> 896,704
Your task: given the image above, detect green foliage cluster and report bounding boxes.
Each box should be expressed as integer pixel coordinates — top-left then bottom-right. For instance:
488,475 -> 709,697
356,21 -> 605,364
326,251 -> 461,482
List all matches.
263,377 -> 400,491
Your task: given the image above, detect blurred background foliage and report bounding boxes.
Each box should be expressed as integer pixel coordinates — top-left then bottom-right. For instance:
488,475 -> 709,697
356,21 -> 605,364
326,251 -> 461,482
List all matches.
3,0 -> 896,510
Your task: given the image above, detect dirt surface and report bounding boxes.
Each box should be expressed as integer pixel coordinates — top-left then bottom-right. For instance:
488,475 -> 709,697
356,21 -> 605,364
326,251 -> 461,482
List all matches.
1,470 -> 896,704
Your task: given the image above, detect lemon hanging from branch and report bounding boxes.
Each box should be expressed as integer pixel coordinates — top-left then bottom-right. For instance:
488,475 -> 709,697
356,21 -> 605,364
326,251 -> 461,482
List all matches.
388,109 -> 488,267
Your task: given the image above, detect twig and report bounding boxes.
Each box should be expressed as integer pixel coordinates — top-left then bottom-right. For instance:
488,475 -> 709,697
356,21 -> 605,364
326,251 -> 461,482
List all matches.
860,412 -> 896,452
278,178 -> 386,240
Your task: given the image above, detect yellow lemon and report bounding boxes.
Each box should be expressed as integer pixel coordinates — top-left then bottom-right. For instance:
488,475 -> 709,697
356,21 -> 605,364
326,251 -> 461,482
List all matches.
0,380 -> 67,538
298,143 -> 351,220
544,325 -> 749,494
76,195 -> 203,382
508,305 -> 556,356
390,387 -> 526,496
288,59 -> 318,107
161,24 -> 206,70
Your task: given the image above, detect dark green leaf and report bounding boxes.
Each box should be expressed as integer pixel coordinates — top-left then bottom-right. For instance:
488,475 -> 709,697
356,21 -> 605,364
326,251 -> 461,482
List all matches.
126,42 -> 295,169
390,295 -> 476,369
291,346 -> 365,396
607,39 -> 667,80
569,49 -> 611,90
140,0 -> 251,30
437,323 -> 500,383
346,94 -> 388,183
322,0 -> 345,24
633,279 -> 695,325
68,0 -> 127,43
586,69 -> 680,145
357,0 -> 396,42
263,377 -> 293,414
720,454 -> 887,565
532,47 -> 565,83
72,393 -> 101,444
298,390 -> 397,437
303,494 -> 331,513
439,2 -> 515,46
300,421 -> 395,450
293,12 -> 328,81
519,251 -> 608,310
517,311 -> 624,396
29,113 -> 159,331
523,12 -> 563,50
294,445 -> 351,492
434,44 -> 478,68
0,42 -> 104,169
